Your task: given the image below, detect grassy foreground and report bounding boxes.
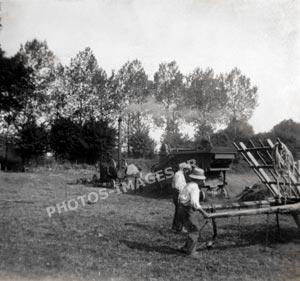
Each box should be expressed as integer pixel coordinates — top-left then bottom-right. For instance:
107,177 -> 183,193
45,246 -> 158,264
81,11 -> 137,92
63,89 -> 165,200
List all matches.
0,170 -> 300,281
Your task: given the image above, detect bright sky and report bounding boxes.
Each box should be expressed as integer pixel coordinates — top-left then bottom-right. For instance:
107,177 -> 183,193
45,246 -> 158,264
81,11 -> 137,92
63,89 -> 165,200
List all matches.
1,0 -> 300,136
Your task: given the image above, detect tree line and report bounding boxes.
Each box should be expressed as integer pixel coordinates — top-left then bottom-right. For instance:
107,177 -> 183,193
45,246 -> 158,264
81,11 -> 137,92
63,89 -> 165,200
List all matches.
1,39 -> 299,167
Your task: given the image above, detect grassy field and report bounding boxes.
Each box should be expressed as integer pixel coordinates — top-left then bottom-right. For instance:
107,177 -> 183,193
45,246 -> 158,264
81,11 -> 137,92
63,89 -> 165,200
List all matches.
0,169 -> 300,281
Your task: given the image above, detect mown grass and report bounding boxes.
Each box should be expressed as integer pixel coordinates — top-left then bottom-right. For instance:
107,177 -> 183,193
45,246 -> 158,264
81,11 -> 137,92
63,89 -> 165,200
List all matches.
0,170 -> 300,281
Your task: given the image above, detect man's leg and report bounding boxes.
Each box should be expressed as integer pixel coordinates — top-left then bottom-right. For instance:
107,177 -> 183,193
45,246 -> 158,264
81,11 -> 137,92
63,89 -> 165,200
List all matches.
185,209 -> 202,255
172,190 -> 180,230
177,205 -> 189,251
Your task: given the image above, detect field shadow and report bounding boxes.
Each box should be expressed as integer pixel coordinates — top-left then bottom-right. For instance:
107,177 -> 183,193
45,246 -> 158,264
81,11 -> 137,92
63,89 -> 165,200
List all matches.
122,185 -> 172,200
124,222 -> 152,230
120,239 -> 181,255
215,223 -> 300,247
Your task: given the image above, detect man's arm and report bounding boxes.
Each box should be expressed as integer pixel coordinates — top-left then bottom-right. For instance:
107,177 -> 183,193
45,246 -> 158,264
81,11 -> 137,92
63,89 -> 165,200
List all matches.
190,186 -> 210,218
197,206 -> 210,219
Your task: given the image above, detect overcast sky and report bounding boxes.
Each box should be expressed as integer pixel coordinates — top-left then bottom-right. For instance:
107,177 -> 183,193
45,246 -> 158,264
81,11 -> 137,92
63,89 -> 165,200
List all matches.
1,0 -> 300,134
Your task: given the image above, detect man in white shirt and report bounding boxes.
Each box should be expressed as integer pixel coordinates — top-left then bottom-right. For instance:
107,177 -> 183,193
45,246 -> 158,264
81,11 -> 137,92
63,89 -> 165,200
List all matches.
178,167 -> 210,257
171,162 -> 191,231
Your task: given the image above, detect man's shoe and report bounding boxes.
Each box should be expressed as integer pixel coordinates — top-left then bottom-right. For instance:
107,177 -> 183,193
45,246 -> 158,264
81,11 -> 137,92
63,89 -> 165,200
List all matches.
178,244 -> 188,253
206,240 -> 214,249
181,227 -> 188,233
189,251 -> 202,259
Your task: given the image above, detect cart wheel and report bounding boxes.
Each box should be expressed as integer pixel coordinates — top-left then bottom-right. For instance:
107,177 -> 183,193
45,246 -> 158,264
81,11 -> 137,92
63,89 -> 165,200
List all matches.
218,186 -> 230,199
151,163 -> 159,173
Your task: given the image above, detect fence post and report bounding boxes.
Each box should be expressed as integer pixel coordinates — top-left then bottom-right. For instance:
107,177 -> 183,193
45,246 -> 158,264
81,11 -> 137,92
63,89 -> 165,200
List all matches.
298,160 -> 300,182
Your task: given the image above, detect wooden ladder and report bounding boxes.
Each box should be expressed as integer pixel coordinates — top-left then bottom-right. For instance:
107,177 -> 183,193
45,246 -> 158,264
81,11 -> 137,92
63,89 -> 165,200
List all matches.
233,139 -> 300,202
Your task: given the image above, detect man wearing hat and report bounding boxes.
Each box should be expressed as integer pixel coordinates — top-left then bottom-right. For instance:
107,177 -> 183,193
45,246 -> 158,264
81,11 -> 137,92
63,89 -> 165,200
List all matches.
178,167 -> 211,257
171,162 -> 191,232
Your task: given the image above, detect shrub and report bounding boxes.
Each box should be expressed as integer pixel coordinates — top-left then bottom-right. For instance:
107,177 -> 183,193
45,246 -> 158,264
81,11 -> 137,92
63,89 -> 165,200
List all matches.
129,129 -> 155,158
16,120 -> 48,163
50,117 -> 116,164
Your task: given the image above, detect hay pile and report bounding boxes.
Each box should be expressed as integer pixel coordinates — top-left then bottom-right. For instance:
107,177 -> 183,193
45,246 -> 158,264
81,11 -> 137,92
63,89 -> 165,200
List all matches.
235,182 -> 272,202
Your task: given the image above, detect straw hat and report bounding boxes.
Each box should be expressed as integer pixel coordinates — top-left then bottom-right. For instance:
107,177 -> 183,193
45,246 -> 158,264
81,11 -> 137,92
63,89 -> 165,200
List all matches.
189,167 -> 206,180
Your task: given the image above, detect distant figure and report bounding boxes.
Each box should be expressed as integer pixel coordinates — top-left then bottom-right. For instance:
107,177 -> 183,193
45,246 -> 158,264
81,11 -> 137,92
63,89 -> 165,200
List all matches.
126,164 -> 140,177
178,168 -> 210,257
160,143 -> 170,155
107,158 -> 118,179
171,162 -> 191,232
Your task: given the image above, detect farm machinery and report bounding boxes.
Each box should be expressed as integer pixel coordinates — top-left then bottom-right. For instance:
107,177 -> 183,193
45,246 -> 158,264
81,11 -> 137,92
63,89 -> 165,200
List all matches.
202,138 -> 300,235
151,144 -> 237,198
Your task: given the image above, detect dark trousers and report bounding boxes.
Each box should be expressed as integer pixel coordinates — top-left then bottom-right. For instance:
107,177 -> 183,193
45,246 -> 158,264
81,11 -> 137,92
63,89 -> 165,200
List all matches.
177,204 -> 205,255
172,190 -> 183,231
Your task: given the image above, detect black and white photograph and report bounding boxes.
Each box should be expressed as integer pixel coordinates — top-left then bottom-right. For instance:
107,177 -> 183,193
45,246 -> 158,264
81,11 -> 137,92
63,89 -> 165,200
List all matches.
0,0 -> 300,280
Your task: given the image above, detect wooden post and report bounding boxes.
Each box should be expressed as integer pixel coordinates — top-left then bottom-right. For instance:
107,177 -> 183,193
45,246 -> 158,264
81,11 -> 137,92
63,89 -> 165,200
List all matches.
298,160 -> 300,182
127,113 -> 130,157
291,211 -> 300,230
118,116 -> 122,170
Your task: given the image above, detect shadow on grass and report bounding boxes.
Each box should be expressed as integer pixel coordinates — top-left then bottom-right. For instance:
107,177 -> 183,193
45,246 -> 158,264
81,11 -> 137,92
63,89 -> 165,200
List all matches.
124,222 -> 152,230
216,223 -> 300,246
120,239 -> 183,256
118,221 -> 300,255
123,186 -> 172,200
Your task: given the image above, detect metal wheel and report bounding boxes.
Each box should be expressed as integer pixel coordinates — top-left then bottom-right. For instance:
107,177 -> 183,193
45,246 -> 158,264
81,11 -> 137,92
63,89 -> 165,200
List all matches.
217,186 -> 230,199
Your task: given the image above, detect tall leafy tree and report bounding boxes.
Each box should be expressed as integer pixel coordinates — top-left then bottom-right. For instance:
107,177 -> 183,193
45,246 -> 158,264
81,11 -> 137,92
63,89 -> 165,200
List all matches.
0,48 -> 34,114
65,47 -> 99,124
223,68 -> 258,123
47,63 -> 67,120
112,60 -> 150,153
115,59 -> 149,107
92,68 -> 115,120
0,48 -> 35,170
114,59 -> 149,123
153,61 -> 184,144
17,39 -> 57,123
65,47 -> 113,124
184,68 -> 227,140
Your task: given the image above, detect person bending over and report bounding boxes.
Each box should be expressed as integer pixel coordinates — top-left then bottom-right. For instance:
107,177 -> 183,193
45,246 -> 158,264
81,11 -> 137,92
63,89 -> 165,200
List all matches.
178,167 -> 210,257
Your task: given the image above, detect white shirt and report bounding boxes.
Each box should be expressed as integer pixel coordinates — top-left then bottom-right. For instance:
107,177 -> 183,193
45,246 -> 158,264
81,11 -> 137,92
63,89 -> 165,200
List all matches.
172,170 -> 186,193
178,182 -> 202,210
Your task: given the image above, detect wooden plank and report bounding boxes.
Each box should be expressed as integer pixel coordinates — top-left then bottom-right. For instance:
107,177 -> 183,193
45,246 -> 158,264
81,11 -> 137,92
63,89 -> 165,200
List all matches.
208,202 -> 300,219
233,143 -> 276,196
239,142 -> 282,198
214,154 -> 235,159
202,200 -> 274,211
209,168 -> 231,171
236,147 -> 270,152
249,164 -> 273,169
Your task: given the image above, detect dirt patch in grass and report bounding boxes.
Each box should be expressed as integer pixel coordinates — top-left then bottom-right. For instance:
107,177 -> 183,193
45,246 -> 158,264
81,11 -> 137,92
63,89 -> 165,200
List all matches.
0,171 -> 300,281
